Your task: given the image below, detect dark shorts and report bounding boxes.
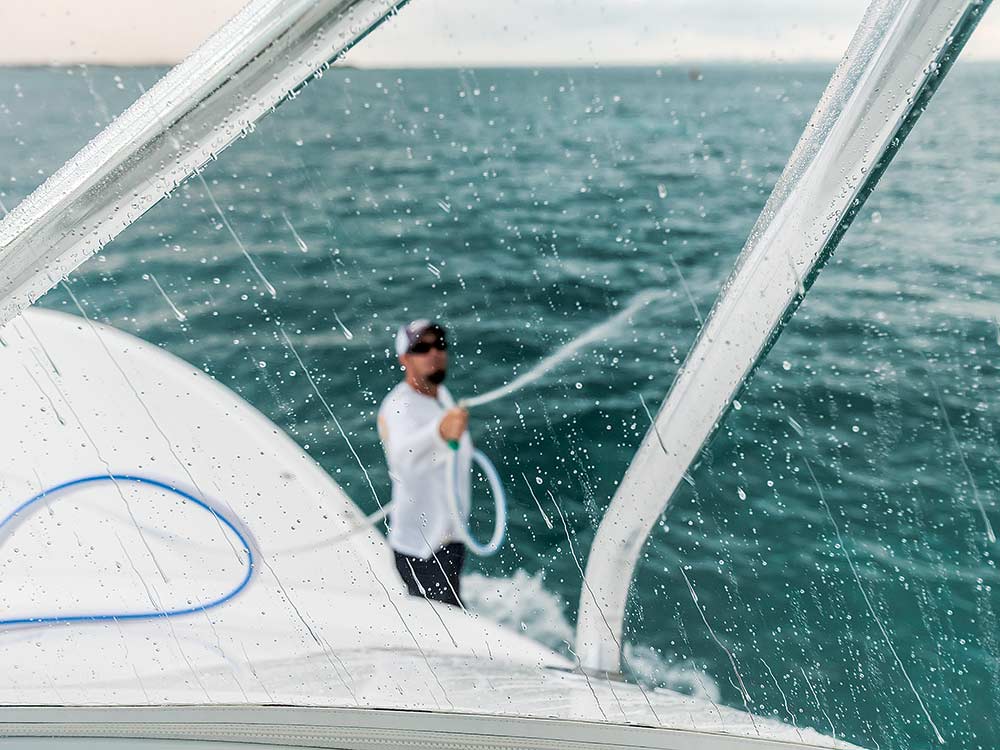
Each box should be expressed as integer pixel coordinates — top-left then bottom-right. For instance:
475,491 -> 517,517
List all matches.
394,542 -> 466,607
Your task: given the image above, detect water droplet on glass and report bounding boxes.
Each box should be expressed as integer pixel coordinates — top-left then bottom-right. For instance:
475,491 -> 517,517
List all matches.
333,312 -> 353,340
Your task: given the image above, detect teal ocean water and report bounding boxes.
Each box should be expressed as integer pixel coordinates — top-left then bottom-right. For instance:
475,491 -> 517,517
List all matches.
3,63 -> 1000,749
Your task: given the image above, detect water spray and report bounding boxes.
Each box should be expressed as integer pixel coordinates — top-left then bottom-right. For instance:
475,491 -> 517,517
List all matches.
461,289 -> 673,409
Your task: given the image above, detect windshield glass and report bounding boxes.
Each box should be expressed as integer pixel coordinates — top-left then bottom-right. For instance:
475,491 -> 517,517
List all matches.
0,3 -> 998,749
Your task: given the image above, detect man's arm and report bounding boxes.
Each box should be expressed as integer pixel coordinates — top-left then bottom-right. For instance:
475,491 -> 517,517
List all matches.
378,406 -> 468,477
378,409 -> 449,477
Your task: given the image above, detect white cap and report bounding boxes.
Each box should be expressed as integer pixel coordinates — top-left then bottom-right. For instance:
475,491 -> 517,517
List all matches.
395,319 -> 444,356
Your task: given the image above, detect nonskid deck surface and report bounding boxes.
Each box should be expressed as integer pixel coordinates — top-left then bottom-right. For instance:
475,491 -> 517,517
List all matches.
0,309 -> 852,748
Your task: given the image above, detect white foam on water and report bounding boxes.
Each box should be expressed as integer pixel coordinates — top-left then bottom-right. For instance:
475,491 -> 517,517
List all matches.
463,570 -> 721,704
623,643 -> 722,703
462,569 -> 573,652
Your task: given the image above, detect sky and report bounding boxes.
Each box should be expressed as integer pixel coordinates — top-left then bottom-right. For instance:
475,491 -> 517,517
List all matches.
0,0 -> 998,67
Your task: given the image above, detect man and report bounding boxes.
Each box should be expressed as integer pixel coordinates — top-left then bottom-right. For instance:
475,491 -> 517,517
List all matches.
377,319 -> 471,607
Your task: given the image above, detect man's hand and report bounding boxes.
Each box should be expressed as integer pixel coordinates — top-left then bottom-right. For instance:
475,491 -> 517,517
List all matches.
439,407 -> 469,442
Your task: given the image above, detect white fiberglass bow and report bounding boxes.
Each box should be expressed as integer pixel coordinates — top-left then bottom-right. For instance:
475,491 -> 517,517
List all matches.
576,0 -> 993,675
0,0 -> 407,327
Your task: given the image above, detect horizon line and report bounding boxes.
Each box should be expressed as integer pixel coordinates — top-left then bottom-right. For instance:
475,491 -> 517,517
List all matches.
4,56 -> 1000,70
6,58 -> 999,70
4,55 -> 999,71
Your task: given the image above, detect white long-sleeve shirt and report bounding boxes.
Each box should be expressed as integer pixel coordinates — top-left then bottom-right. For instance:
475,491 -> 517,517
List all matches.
377,382 -> 472,559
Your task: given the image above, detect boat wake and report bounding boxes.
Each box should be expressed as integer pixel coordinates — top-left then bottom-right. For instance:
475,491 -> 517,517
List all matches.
463,569 -> 721,702
462,569 -> 573,651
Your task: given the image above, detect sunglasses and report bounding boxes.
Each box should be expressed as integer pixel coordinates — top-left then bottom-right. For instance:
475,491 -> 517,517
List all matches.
408,338 -> 448,354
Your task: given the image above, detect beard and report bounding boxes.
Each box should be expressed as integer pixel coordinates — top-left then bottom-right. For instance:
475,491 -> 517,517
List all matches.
427,369 -> 447,385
